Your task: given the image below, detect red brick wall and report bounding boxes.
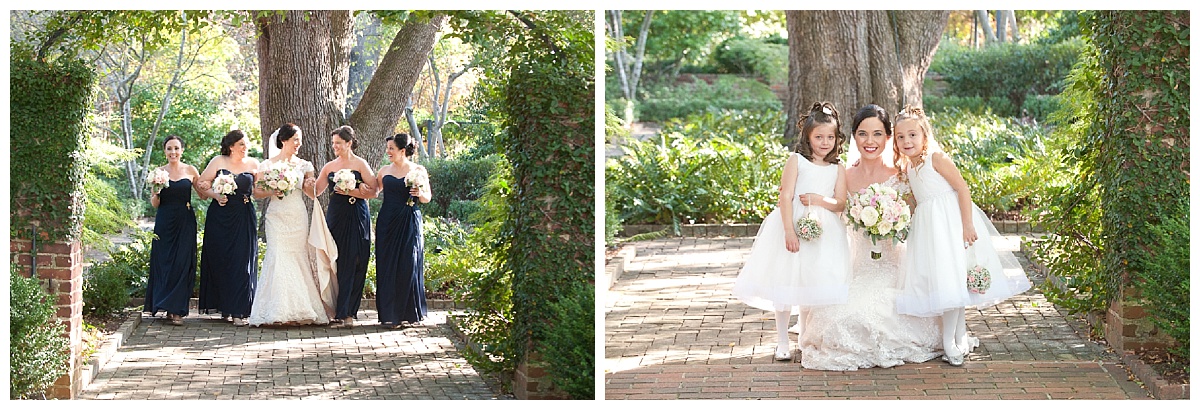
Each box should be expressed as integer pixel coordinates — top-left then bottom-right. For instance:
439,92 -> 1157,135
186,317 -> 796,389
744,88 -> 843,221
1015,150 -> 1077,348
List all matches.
10,238 -> 84,399
1105,286 -> 1175,352
513,352 -> 569,399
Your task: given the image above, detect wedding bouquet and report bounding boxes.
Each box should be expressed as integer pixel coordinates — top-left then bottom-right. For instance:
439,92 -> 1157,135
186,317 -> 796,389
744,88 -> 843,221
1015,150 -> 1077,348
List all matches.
332,169 -> 359,204
846,183 -> 911,259
793,210 -> 822,241
146,169 -> 170,194
404,167 -> 429,206
967,265 -> 992,294
258,160 -> 303,199
332,169 -> 358,192
212,174 -> 238,197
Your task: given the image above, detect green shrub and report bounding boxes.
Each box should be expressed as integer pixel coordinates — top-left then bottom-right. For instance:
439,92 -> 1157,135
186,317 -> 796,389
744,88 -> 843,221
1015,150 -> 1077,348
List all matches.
541,280 -> 595,399
84,230 -> 154,316
423,216 -> 473,294
421,154 -> 504,219
925,95 -> 1017,117
1135,204 -> 1189,362
931,109 -> 1050,216
1030,39 -> 1111,315
930,39 -> 1083,114
712,36 -> 788,84
1020,94 -> 1063,124
637,75 -> 781,123
607,109 -> 788,226
10,265 -> 70,399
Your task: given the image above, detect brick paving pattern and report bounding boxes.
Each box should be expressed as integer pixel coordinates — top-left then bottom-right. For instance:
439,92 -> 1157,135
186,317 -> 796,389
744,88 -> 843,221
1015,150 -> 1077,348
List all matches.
80,309 -> 510,399
604,236 -> 1150,399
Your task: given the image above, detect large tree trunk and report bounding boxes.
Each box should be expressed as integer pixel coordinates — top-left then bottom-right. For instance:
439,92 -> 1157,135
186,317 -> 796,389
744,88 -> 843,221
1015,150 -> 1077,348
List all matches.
350,14 -> 446,167
257,10 -> 441,208
784,10 -> 948,143
256,10 -> 350,175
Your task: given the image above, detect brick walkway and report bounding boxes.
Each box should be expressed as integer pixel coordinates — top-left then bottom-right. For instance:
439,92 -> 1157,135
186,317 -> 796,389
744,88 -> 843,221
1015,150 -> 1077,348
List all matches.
604,235 -> 1150,399
80,309 -> 511,399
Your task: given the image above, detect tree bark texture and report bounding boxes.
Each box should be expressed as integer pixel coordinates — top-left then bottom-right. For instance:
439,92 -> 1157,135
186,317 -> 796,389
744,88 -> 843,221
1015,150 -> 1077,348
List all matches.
256,10 -> 347,174
784,10 -> 948,143
350,14 -> 446,168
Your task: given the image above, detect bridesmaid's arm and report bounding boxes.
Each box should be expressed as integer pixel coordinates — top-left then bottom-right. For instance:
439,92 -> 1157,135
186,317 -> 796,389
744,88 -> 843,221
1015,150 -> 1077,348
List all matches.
354,159 -> 378,199
315,163 -> 331,197
196,157 -> 220,201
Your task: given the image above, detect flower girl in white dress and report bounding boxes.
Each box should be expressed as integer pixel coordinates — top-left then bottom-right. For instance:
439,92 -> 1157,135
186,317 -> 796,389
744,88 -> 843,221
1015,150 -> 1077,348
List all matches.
892,106 -> 1031,365
732,102 -> 851,361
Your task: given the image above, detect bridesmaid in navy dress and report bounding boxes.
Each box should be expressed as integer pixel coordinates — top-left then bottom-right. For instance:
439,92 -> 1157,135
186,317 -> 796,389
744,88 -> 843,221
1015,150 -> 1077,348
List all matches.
195,130 -> 260,327
144,135 -> 201,326
373,133 -> 431,328
315,125 -> 376,329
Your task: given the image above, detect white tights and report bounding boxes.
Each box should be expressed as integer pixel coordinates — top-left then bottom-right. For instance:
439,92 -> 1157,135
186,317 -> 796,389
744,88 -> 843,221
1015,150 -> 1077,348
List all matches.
941,308 -> 967,355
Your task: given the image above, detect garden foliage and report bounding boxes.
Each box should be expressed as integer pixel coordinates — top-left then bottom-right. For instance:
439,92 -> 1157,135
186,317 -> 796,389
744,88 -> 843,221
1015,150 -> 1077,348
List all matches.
10,53 -> 95,242
607,110 -> 788,227
1090,11 -> 1189,359
929,39 -> 1083,118
10,266 -> 70,400
634,75 -> 781,123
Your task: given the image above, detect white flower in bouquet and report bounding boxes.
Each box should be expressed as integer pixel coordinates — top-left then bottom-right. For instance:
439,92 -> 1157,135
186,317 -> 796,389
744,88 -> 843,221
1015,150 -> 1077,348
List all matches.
860,206 -> 880,227
404,167 -> 429,206
333,169 -> 358,192
212,174 -> 237,196
146,169 -> 170,194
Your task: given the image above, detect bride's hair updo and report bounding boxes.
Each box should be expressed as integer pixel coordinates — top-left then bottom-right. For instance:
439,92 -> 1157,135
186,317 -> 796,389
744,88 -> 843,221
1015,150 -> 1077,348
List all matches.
330,125 -> 358,150
276,123 -> 301,149
220,130 -> 246,156
795,101 -> 845,164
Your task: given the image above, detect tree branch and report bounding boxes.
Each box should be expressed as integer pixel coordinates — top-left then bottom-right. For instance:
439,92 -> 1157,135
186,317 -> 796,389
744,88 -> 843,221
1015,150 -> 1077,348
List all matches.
507,10 -> 558,55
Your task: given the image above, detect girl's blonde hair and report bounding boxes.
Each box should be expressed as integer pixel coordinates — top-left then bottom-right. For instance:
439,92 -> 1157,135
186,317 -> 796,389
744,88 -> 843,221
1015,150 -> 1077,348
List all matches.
795,101 -> 845,164
892,105 -> 942,176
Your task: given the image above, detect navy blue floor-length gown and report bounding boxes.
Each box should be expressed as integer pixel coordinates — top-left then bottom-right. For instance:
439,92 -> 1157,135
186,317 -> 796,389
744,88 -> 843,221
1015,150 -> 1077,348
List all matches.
144,178 -> 197,317
198,170 -> 258,318
327,170 -> 372,320
375,174 -> 426,324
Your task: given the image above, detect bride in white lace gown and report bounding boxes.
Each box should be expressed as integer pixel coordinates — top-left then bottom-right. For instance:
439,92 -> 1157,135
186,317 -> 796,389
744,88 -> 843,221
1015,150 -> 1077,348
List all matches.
797,105 -> 941,370
248,123 -> 330,326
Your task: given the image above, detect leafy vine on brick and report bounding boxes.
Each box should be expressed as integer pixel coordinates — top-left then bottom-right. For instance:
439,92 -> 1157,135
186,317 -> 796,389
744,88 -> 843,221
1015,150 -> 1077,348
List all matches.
10,50 -> 96,243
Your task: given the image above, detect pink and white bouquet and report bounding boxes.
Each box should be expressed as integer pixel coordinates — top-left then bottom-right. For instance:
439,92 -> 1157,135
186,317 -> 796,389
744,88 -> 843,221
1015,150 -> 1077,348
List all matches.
967,265 -> 992,294
146,169 -> 170,194
258,160 -> 303,199
847,183 -> 911,259
793,210 -> 822,241
404,167 -> 429,206
212,174 -> 238,196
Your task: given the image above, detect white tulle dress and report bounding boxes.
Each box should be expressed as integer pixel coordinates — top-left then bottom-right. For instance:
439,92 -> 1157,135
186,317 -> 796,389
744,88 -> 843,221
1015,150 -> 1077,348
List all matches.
249,158 -> 331,326
733,153 -> 850,311
798,175 -> 942,370
895,158 -> 1032,317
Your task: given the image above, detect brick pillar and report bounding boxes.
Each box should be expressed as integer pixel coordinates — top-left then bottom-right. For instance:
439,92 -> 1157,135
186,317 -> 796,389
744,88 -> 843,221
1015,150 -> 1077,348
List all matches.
10,238 -> 85,399
513,351 -> 569,400
1105,286 -> 1174,352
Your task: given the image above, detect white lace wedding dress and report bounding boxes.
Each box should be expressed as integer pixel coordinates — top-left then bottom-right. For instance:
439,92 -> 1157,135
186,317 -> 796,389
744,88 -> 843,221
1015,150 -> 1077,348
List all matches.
797,176 -> 942,370
248,158 -> 330,326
